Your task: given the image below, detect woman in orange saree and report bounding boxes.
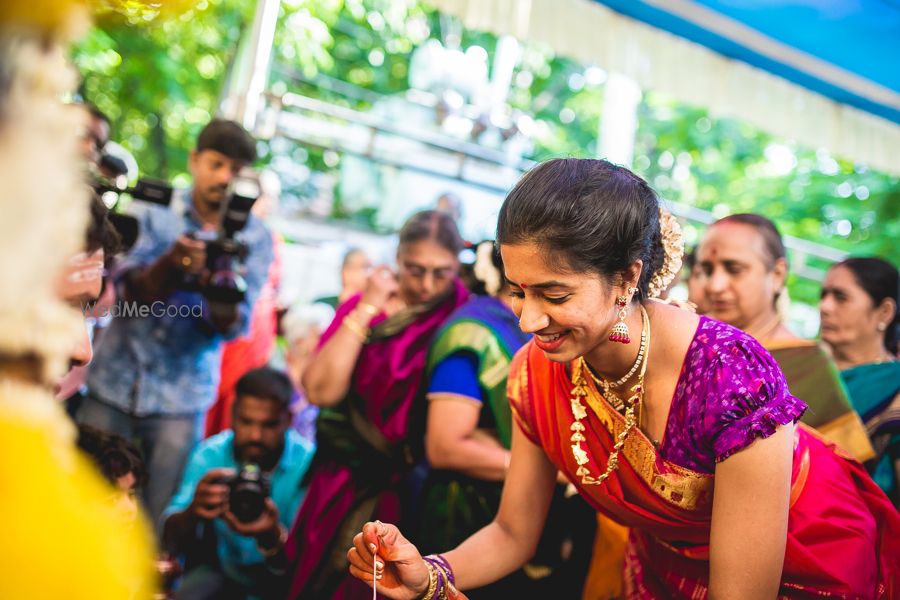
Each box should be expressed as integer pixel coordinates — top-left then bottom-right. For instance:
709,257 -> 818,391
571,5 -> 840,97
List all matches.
343,159 -> 899,600
509,325 -> 897,597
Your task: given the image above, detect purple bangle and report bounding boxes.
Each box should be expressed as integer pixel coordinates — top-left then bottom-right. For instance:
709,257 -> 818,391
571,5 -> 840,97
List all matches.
430,554 -> 455,588
423,557 -> 443,598
434,570 -> 445,599
422,555 -> 444,598
423,554 -> 455,597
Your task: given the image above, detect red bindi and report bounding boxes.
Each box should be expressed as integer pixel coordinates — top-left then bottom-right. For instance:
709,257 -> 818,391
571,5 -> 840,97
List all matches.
520,283 -> 528,289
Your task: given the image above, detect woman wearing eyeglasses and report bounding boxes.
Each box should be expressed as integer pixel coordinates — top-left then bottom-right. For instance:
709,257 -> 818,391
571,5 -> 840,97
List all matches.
287,210 -> 469,599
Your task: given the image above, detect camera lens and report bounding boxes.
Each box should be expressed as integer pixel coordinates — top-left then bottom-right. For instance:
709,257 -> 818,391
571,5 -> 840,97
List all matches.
229,464 -> 269,523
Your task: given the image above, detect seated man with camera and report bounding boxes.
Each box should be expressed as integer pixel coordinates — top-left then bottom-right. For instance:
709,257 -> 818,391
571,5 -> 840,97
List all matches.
78,118 -> 274,526
163,367 -> 314,599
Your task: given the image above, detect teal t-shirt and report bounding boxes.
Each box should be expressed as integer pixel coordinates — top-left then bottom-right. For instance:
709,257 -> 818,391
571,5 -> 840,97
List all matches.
164,429 -> 315,587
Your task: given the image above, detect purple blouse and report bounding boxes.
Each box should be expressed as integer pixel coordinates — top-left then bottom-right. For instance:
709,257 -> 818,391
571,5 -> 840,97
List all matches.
658,316 -> 808,474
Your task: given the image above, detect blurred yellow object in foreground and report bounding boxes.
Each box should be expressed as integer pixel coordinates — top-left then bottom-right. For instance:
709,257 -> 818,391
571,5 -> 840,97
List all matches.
0,381 -> 158,599
0,0 -> 199,34
0,0 -> 87,34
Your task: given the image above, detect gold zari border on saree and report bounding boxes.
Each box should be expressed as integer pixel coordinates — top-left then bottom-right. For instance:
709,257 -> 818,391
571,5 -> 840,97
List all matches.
580,378 -> 714,513
508,356 -> 536,439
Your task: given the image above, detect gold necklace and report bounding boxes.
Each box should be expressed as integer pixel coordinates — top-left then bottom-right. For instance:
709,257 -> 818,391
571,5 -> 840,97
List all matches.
584,307 -> 649,410
568,305 -> 650,486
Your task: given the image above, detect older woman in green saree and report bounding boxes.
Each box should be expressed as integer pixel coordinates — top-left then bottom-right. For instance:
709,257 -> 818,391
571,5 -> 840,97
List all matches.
695,214 -> 874,462
820,257 -> 900,504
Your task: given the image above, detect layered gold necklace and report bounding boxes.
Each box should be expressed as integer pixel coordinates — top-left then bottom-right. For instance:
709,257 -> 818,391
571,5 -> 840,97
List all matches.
569,305 -> 650,486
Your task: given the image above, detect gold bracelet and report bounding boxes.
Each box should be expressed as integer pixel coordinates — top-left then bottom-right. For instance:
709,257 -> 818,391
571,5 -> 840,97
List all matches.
433,563 -> 451,600
357,302 -> 379,317
420,561 -> 438,600
342,318 -> 369,342
348,307 -> 374,326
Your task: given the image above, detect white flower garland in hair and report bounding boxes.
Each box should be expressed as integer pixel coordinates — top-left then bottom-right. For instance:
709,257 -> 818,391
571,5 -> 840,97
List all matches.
647,208 -> 685,299
473,241 -> 502,297
0,25 -> 90,383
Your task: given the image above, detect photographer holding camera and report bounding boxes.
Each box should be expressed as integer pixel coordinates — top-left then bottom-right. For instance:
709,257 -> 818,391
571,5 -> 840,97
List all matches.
78,119 -> 274,526
162,367 -> 314,599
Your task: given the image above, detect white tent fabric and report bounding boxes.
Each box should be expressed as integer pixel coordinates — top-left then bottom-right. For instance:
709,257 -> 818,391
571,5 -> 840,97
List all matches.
429,0 -> 900,175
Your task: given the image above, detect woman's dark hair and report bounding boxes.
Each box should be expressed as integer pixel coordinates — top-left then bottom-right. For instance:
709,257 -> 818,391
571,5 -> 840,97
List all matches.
834,257 -> 899,353
399,210 -> 464,257
86,192 -> 121,266
496,158 -> 663,297
683,247 -> 697,272
713,213 -> 786,268
76,424 -> 147,489
235,366 -> 294,413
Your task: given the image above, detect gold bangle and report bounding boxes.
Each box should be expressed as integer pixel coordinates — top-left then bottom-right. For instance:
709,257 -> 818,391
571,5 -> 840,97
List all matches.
342,317 -> 369,342
357,302 -> 379,317
420,561 -> 438,600
433,563 -> 451,600
349,308 -> 374,326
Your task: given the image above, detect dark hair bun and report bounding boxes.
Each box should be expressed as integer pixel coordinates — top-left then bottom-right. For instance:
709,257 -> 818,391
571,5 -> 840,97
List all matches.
497,158 -> 661,296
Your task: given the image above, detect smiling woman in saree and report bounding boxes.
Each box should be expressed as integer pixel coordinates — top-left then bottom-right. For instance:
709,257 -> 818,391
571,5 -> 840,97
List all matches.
345,159 -> 899,600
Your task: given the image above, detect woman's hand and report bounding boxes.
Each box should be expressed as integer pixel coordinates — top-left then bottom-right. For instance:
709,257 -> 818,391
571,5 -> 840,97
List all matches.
360,266 -> 399,313
347,521 -> 437,600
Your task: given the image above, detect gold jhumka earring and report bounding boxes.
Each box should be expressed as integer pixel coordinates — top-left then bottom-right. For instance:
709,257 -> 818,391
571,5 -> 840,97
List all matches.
608,287 -> 638,344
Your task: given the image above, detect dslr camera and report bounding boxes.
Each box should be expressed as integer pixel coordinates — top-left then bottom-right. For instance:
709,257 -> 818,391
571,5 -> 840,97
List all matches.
184,174 -> 260,305
95,162 -> 261,305
221,463 -> 271,524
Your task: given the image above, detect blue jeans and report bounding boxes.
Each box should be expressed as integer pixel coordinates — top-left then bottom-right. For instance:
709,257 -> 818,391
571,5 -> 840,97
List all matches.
77,395 -> 202,530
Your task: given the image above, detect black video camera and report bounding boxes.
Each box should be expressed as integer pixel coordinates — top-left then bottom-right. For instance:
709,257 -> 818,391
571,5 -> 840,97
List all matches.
93,175 -> 174,252
227,463 -> 270,523
183,174 -> 260,305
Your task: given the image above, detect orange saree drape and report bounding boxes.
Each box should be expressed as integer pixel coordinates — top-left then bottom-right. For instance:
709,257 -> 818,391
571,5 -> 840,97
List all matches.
508,341 -> 899,599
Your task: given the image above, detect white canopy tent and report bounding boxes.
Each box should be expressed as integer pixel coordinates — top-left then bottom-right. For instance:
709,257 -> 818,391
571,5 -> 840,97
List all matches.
428,0 -> 900,176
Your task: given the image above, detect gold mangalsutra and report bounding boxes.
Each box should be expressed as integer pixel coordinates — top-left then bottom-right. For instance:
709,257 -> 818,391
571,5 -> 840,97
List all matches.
569,305 -> 651,486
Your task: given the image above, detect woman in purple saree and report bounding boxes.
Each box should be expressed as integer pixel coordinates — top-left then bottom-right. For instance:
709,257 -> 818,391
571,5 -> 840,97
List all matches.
287,211 -> 469,599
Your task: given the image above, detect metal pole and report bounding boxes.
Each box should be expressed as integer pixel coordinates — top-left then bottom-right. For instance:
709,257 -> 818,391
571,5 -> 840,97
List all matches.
598,71 -> 642,168
221,0 -> 281,132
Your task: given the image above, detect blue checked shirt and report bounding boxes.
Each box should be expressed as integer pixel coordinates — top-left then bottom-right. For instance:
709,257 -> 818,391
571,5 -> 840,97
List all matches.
86,189 -> 274,416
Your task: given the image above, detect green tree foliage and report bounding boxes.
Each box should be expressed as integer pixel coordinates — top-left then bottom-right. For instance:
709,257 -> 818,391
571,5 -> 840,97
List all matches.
265,0 -> 435,174
632,98 -> 899,302
75,0 -> 254,179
